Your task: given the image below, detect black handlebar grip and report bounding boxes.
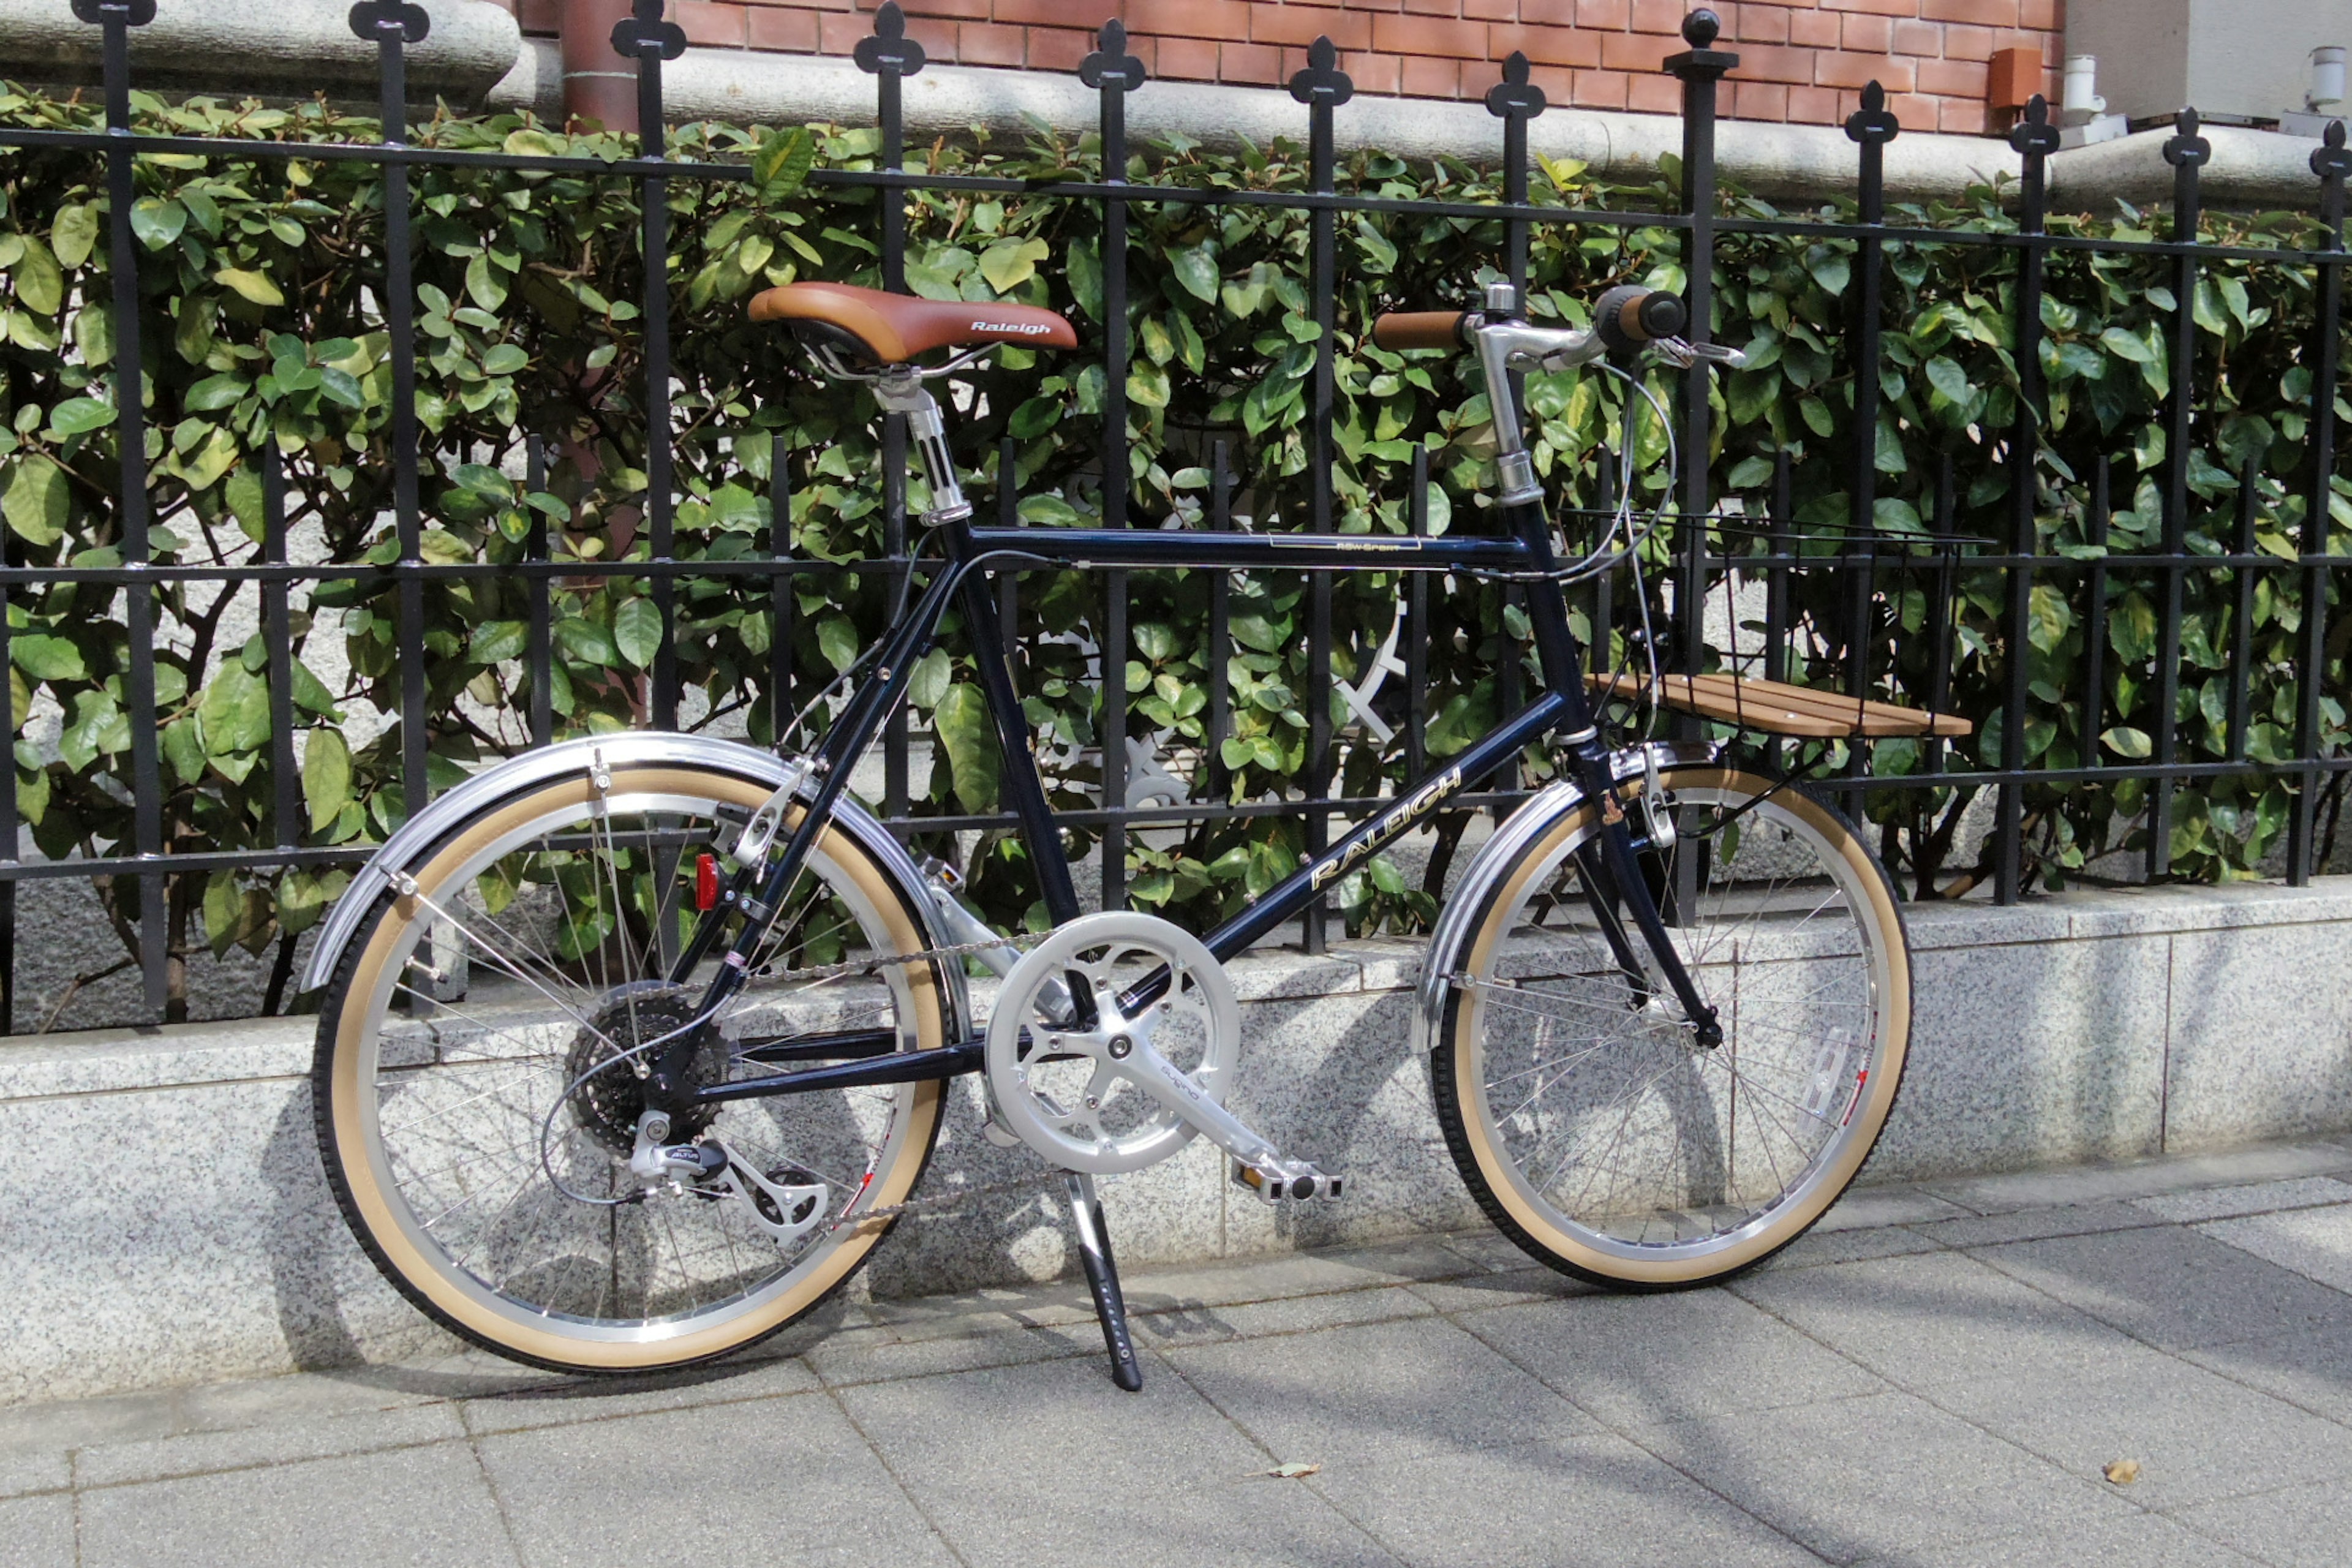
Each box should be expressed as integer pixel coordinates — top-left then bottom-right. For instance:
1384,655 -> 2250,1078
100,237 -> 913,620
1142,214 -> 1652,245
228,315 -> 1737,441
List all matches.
1592,285 -> 1688,353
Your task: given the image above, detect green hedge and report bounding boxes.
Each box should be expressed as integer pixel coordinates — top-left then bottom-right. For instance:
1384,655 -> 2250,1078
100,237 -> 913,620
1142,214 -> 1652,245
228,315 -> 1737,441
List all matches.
0,88 -> 2345,1016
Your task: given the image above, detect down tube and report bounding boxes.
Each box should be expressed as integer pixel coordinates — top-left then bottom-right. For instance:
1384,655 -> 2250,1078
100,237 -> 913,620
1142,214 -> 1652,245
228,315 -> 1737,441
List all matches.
1203,690 -> 1569,962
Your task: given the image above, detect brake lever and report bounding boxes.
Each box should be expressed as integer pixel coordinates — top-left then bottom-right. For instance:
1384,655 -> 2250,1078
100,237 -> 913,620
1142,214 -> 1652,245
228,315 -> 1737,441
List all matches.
1646,337 -> 1748,371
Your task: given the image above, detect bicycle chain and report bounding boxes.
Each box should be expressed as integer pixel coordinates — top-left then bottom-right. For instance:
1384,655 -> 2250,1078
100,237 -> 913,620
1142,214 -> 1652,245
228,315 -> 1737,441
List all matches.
755,930 -> 1049,988
747,930 -> 1066,1229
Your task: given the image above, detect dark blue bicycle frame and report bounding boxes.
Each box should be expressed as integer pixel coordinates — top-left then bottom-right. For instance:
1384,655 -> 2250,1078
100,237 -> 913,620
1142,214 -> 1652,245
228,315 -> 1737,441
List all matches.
664,492 -> 1718,1114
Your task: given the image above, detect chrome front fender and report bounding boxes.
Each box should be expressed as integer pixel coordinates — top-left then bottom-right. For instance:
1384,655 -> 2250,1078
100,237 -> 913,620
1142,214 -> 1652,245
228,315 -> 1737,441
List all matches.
299,734 -> 970,1039
1410,741 -> 1718,1057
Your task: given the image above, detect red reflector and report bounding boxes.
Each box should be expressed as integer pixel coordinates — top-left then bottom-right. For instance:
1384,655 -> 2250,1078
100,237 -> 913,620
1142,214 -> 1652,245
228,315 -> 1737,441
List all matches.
695,853 -> 719,911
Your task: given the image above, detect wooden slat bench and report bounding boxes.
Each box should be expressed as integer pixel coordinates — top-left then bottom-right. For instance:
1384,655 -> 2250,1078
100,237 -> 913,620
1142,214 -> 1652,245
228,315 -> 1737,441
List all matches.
1586,671 -> 1974,739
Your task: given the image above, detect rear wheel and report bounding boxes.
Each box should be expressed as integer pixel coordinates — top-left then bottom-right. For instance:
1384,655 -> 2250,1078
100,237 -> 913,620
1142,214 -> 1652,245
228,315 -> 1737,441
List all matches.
313,760 -> 951,1372
1434,766 -> 1910,1287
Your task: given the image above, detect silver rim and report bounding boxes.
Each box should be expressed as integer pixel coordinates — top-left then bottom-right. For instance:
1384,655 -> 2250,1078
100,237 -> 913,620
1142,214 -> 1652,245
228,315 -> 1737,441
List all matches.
339,776 -> 927,1349
1463,781 -> 1896,1267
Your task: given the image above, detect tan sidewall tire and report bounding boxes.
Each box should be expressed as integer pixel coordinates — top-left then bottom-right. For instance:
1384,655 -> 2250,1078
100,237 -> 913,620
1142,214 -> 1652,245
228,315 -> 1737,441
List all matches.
1442,766 -> 1910,1286
318,766 -> 946,1371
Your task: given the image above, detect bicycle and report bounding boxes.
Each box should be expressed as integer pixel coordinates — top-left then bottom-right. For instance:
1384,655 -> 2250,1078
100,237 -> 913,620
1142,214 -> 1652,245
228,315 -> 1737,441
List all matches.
309,277 -> 1929,1391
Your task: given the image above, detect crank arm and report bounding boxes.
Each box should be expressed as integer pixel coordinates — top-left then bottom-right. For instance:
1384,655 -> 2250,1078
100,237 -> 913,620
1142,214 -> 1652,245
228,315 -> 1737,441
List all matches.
1119,1041 -> 1341,1201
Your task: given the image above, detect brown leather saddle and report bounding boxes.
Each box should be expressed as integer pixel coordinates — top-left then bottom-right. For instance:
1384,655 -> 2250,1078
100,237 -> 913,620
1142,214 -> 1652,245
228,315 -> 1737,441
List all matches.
748,281 -> 1077,366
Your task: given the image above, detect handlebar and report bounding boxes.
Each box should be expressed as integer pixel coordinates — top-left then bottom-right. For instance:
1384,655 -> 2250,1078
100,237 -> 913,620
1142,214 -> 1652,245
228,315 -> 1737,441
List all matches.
1370,286 -> 1744,375
1370,310 -> 1469,352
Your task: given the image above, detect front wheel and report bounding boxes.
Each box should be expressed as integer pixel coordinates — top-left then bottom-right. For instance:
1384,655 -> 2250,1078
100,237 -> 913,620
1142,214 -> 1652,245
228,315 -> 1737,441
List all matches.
1433,766 -> 1910,1287
313,757 -> 953,1373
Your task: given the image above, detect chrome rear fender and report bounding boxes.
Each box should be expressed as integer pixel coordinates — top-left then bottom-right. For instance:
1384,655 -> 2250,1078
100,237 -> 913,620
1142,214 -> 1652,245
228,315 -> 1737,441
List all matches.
1411,741 -> 1717,1055
299,734 -> 971,1040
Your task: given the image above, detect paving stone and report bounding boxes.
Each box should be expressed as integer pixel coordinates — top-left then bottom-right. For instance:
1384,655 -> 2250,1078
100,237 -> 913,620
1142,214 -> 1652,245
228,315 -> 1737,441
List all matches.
1115,1238 -> 1479,1316
1907,1199 -> 2168,1250
480,1396 -> 954,1567
0,1388 -> 180,1453
1973,1225 -> 2351,1349
1921,1144 -> 2352,1215
1431,1229 -> 1540,1272
1811,1183 -> 1972,1232
2131,1177 -> 2352,1224
1402,1264 -> 1598,1313
804,1321 -> 1098,1388
77,1443 -> 518,1568
840,1352 -> 1403,1568
2180,1322 -> 2352,1425
1755,1219 -> 1946,1270
172,1368 -> 453,1433
0,1492 -> 75,1568
1926,1342 -> 2352,1509
458,1355 -> 818,1437
2176,1479 -> 2352,1567
0,1445 -> 69,1499
1163,1316 -> 1599,1469
2196,1204 -> 2352,1293
1849,1511 -> 2261,1567
1730,1249 -> 2143,1390
1132,1283 -> 1434,1348
1636,1390 -> 2135,1564
75,1401 -> 464,1487
1462,1286 -> 1888,1430
1309,1431 -> 1821,1568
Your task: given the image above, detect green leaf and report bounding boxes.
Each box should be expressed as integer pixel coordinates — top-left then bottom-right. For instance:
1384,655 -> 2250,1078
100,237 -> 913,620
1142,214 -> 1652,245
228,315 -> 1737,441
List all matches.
162,715 -> 205,785
1923,356 -> 1971,402
1170,243 -> 1221,303
185,373 -> 246,412
2027,584 -> 2072,654
480,343 -> 528,375
129,197 -> 187,250
816,614 -> 861,673
978,236 -> 1050,293
613,596 -> 663,669
3,454 -> 69,545
10,633 -> 83,680
2101,725 -> 2153,759
556,616 -> 620,668
907,646 -> 952,709
470,620 -> 527,664
2099,325 -> 2155,364
465,252 -> 508,311
752,126 -> 815,193
197,663 -> 271,754
10,236 -> 61,316
1806,249 -> 1850,296
932,682 -> 999,812
214,268 -> 285,307
303,727 -> 352,833
50,203 -> 97,270
47,396 -> 114,437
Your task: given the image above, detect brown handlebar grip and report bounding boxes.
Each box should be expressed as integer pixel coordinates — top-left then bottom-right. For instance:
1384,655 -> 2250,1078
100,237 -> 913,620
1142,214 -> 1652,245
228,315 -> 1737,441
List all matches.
1372,311 -> 1468,352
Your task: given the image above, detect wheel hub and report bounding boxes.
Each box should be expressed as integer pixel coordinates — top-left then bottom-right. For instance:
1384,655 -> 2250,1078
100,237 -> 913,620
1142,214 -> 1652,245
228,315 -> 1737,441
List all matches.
565,982 -> 728,1153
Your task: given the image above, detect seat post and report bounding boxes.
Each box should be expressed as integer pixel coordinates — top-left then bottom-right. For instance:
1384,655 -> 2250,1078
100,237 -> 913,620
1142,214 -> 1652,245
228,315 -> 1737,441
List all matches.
871,368 -> 971,527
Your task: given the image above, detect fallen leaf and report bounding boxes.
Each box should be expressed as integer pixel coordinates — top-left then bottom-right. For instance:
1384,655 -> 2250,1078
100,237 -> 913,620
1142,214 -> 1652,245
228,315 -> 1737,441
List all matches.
2102,1458 -> 2141,1485
1257,1461 -> 1321,1480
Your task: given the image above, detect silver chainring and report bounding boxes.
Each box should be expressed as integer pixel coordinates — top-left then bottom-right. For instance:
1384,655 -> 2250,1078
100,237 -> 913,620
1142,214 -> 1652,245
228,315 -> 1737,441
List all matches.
984,911 -> 1241,1175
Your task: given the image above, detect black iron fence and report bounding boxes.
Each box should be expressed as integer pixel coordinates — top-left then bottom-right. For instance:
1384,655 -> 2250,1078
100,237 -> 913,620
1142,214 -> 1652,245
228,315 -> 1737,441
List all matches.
0,0 -> 2348,1029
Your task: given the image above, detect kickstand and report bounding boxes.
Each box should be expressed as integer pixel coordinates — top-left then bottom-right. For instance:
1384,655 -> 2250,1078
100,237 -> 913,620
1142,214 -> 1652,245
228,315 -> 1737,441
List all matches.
1064,1172 -> 1144,1392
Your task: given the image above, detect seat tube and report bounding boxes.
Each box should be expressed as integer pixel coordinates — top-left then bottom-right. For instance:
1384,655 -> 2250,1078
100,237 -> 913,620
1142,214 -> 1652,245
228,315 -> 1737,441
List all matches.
957,542 -> 1083,925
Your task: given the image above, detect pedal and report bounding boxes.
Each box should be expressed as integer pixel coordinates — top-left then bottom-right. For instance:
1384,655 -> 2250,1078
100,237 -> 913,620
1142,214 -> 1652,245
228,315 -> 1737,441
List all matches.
1234,1159 -> 1346,1205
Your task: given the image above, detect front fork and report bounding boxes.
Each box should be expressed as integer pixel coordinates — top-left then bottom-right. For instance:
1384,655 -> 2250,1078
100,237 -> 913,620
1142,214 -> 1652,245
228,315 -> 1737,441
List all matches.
1511,494 -> 1723,1049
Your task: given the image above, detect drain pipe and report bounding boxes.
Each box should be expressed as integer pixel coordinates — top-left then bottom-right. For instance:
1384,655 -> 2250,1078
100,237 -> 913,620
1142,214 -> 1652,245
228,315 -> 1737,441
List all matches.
559,0 -> 638,130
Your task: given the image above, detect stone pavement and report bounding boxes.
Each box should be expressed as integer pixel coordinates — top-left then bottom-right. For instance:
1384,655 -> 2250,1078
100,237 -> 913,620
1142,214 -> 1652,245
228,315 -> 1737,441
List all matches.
9,1140 -> 2352,1567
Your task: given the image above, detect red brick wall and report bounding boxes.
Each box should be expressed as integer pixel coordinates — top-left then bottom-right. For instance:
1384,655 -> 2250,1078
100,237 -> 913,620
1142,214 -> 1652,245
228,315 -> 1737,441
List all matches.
516,0 -> 2063,135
